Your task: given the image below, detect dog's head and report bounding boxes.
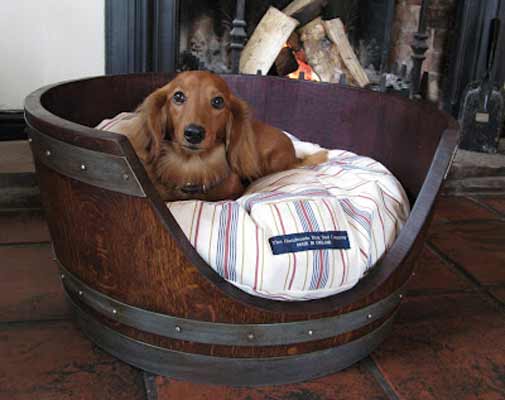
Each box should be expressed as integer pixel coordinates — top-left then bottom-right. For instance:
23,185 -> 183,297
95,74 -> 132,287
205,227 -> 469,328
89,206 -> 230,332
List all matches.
136,71 -> 261,179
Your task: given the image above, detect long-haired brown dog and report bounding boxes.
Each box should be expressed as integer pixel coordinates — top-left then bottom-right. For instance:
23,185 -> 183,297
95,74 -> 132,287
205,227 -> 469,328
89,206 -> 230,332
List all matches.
123,71 -> 326,201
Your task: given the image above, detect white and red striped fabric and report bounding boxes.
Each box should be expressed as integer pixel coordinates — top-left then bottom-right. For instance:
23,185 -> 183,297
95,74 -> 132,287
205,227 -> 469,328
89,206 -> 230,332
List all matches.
99,114 -> 410,301
168,136 -> 410,301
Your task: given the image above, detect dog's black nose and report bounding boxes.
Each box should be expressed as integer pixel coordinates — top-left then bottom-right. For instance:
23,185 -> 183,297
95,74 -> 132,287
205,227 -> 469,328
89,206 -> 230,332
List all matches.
184,124 -> 205,144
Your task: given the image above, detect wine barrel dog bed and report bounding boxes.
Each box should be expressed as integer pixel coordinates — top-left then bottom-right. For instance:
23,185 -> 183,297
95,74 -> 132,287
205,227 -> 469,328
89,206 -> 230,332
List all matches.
24,74 -> 459,386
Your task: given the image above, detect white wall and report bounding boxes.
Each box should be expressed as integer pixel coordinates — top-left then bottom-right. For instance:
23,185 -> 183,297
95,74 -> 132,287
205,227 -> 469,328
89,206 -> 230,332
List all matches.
0,0 -> 105,109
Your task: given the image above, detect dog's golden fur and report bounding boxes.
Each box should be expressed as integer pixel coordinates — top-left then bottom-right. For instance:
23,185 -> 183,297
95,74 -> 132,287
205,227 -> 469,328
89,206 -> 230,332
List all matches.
121,71 -> 326,201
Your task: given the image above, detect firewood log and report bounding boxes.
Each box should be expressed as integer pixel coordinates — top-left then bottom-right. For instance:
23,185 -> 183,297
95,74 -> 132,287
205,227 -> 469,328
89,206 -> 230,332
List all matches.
239,7 -> 299,75
287,32 -> 303,52
282,0 -> 328,26
323,18 -> 370,87
298,17 -> 343,83
274,47 -> 300,76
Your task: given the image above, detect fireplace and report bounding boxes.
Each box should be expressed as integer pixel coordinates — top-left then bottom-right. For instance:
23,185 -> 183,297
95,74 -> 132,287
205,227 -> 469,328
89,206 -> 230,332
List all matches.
105,0 -> 412,92
106,0 -> 505,112
176,0 -> 396,76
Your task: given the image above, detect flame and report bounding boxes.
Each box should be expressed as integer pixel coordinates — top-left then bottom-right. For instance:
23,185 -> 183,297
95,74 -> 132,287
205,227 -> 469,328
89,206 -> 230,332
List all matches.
288,59 -> 320,81
284,45 -> 320,81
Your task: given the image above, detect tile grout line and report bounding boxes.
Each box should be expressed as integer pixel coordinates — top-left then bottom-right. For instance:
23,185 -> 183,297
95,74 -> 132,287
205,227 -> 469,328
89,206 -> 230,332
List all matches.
406,288 -> 479,297
487,289 -> 505,308
431,217 -> 505,227
404,244 -> 479,298
142,372 -> 158,400
0,241 -> 51,248
466,196 -> 505,219
427,242 -> 505,313
362,356 -> 402,400
0,207 -> 45,214
441,190 -> 505,197
0,316 -> 72,328
427,242 -> 485,290
483,283 -> 505,290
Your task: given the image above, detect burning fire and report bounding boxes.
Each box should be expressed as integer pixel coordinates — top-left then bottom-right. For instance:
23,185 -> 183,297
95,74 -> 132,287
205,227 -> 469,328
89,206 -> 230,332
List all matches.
288,58 -> 320,81
285,44 -> 320,81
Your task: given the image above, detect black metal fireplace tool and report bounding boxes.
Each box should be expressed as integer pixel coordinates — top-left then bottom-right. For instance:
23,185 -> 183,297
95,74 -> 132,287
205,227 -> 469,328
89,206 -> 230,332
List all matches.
459,5 -> 504,153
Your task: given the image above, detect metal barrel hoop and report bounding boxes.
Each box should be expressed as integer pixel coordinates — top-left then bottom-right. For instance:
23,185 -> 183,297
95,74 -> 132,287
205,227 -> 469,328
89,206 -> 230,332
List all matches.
59,261 -> 403,347
27,126 -> 145,197
68,293 -> 397,386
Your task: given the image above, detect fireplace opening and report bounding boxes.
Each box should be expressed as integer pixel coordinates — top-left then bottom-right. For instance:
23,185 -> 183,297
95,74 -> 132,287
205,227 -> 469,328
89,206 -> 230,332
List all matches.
105,0 -> 448,100
177,0 -> 400,90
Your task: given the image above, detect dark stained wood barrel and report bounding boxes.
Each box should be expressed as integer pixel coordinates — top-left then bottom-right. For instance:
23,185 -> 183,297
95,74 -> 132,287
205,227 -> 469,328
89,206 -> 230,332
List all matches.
24,74 -> 459,386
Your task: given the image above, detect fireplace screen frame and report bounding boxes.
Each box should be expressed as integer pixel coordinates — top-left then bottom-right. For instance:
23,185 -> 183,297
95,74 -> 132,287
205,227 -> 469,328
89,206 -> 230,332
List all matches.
105,0 -> 180,74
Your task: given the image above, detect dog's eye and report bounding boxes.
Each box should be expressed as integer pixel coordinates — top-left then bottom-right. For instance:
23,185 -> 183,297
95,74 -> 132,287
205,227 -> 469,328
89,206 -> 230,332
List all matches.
173,91 -> 186,105
211,96 -> 224,109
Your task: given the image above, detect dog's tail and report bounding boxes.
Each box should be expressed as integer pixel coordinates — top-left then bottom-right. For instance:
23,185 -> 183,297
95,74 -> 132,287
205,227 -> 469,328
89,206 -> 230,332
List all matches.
296,150 -> 329,168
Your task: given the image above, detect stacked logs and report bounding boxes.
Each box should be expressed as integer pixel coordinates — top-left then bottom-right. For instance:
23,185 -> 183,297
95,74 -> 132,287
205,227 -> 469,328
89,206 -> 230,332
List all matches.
239,0 -> 369,87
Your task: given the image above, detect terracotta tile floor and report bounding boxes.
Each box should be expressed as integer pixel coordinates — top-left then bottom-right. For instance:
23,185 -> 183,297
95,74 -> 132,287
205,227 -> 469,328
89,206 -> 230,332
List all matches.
0,196 -> 504,400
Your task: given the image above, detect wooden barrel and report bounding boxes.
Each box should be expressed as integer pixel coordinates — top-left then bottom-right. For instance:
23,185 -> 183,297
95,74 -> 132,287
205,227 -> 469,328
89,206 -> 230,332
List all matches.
24,74 -> 458,386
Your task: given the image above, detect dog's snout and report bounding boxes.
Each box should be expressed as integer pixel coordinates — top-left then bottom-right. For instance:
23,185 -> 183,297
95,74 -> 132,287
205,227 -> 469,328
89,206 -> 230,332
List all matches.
184,124 -> 205,144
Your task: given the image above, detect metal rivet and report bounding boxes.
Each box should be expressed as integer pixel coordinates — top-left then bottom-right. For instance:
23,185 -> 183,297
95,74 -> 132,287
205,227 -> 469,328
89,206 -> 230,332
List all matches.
28,138 -> 33,143
175,326 -> 181,333
308,330 -> 313,336
45,150 -> 51,156
367,314 -> 373,319
247,333 -> 255,340
112,309 -> 117,315
60,273 -> 65,280
399,294 -> 404,299
80,164 -> 87,171
123,174 -> 130,181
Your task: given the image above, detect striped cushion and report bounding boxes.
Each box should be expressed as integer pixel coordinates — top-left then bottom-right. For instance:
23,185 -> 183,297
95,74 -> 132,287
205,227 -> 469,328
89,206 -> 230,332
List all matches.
167,137 -> 410,301
98,114 -> 410,301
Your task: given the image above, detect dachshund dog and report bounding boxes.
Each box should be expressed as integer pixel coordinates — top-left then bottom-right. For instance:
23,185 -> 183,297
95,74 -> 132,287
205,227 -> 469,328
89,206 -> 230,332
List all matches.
122,71 -> 326,201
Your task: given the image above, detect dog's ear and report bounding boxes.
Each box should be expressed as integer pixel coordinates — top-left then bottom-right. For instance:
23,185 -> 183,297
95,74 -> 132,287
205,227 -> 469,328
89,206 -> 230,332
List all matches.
226,95 -> 262,180
132,86 -> 173,163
